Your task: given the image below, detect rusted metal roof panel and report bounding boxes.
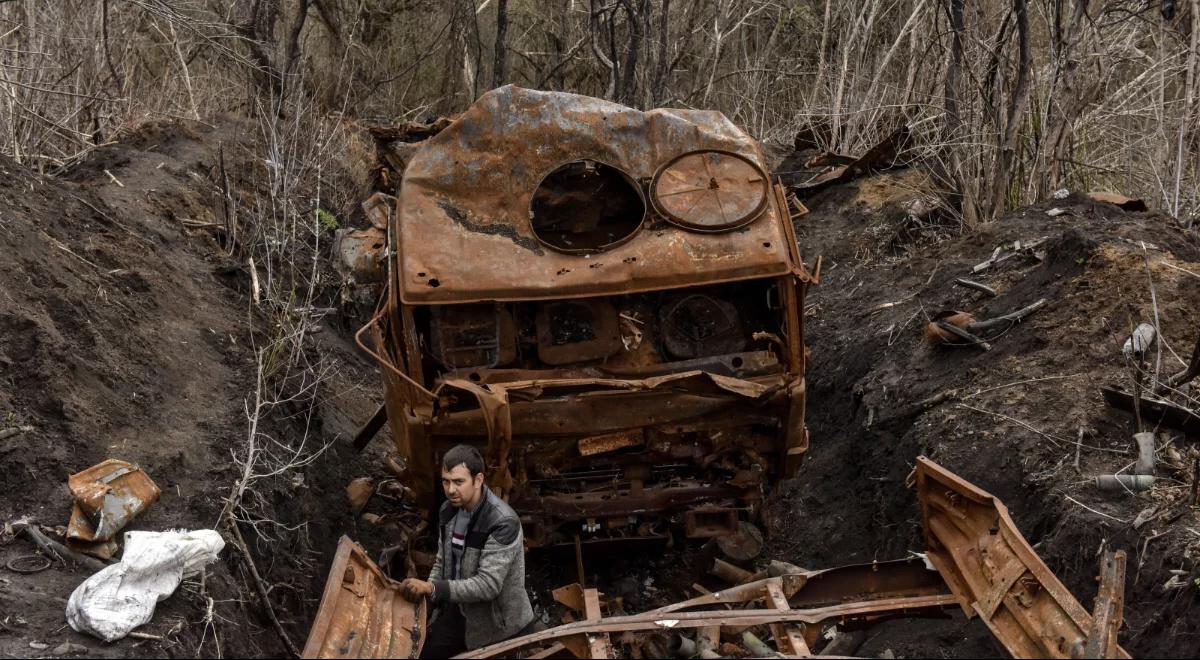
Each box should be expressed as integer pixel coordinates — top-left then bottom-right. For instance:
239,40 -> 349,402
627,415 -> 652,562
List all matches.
302,536 -> 425,659
397,86 -> 793,304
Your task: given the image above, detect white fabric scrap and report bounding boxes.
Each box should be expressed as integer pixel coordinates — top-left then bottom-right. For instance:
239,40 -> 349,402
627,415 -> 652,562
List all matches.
66,529 -> 224,642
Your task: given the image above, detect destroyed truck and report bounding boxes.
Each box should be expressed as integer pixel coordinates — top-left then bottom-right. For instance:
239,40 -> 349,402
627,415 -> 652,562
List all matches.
348,86 -> 815,548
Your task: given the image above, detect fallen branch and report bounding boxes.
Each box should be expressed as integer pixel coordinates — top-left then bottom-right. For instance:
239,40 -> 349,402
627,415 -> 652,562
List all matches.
228,522 -> 300,658
971,237 -> 1049,273
967,298 -> 1047,334
953,278 -> 998,296
1161,329 -> 1200,392
16,522 -> 109,573
935,321 -> 992,351
876,389 -> 959,426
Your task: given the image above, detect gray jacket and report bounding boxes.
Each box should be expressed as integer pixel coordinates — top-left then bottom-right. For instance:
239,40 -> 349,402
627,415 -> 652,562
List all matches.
428,486 -> 534,649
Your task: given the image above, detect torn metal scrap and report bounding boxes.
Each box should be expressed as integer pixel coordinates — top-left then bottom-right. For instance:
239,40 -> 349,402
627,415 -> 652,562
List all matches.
439,457 -> 1130,659
302,536 -> 426,659
791,127 -> 911,193
914,456 -> 1130,659
66,459 -> 160,559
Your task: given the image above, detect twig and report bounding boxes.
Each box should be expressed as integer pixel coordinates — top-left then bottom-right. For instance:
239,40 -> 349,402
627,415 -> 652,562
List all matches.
1074,427 -> 1083,473
967,298 -> 1047,334
104,169 -> 125,187
40,231 -> 102,272
128,632 -> 164,641
1192,458 -> 1199,506
17,523 -> 109,572
953,278 -> 998,296
963,373 -> 1082,398
68,194 -> 155,248
958,403 -> 1064,448
1141,243 -> 1163,385
958,403 -> 1129,454
0,425 -> 33,441
1161,261 -> 1200,280
1063,494 -> 1130,524
869,293 -> 917,314
228,522 -> 300,658
248,257 -> 261,305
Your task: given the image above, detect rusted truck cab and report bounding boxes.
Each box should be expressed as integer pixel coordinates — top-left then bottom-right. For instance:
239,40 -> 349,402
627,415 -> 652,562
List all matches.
359,87 -> 814,548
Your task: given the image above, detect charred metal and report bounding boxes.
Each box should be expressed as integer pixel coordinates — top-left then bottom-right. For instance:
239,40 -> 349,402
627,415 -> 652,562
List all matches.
351,87 -> 813,547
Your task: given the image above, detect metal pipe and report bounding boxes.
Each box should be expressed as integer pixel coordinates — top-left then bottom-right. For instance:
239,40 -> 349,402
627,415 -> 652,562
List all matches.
670,635 -> 697,658
1095,474 -> 1155,491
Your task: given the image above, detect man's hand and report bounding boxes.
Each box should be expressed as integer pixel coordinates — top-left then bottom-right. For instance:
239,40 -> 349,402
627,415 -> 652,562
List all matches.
400,578 -> 433,602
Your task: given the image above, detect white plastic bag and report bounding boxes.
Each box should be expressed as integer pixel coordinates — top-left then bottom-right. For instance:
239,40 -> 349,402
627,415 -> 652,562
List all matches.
66,529 -> 224,642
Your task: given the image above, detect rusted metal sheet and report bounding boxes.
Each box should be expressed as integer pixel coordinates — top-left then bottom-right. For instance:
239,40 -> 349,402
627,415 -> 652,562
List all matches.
912,456 -> 1131,659
395,86 -> 794,304
302,536 -> 425,659
66,459 -> 160,557
334,227 -> 387,284
1084,550 -> 1126,659
1086,192 -> 1148,211
792,127 -> 909,193
577,430 -> 643,457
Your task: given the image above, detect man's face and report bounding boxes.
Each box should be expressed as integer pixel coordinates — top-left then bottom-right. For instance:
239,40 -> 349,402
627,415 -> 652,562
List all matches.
441,463 -> 483,508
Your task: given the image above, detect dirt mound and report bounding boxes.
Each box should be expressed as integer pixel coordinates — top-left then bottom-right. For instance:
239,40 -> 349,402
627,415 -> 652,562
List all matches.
0,122 -> 390,657
768,173 -> 1200,657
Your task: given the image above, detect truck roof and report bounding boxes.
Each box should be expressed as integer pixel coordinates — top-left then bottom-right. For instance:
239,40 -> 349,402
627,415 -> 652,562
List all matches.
396,86 -> 794,305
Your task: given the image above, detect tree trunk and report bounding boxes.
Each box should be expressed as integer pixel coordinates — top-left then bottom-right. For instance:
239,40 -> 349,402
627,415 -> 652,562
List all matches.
491,0 -> 508,89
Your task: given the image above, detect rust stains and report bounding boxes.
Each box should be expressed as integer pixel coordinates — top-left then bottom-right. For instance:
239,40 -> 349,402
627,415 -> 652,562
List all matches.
302,537 -> 426,659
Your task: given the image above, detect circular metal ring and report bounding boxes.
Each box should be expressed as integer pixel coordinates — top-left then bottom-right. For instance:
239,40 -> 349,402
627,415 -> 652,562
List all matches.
650,149 -> 769,232
6,554 -> 52,574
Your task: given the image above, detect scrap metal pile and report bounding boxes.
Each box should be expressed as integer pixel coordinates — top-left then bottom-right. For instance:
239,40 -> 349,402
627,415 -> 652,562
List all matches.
303,457 -> 1129,659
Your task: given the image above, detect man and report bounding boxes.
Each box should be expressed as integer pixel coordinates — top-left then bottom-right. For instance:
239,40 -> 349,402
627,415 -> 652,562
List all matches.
400,444 -> 536,657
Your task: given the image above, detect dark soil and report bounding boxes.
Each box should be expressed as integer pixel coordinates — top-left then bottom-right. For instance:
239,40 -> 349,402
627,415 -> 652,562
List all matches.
764,168 -> 1200,658
0,121 -> 394,658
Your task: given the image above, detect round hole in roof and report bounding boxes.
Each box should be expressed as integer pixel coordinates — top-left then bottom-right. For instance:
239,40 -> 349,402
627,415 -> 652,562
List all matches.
530,160 -> 645,255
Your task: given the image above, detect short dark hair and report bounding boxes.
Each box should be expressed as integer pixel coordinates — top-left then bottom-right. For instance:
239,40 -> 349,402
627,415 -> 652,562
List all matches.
441,444 -> 486,477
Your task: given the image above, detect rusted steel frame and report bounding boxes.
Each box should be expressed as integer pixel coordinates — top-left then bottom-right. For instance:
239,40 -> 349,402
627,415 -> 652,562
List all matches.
774,182 -> 806,278
517,483 -> 746,519
431,388 -> 788,438
653,559 -> 948,616
779,275 -> 804,375
1083,550 -> 1126,659
446,350 -> 784,384
355,306 -> 436,400
766,580 -> 811,656
457,593 -> 960,658
913,457 -> 1131,659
